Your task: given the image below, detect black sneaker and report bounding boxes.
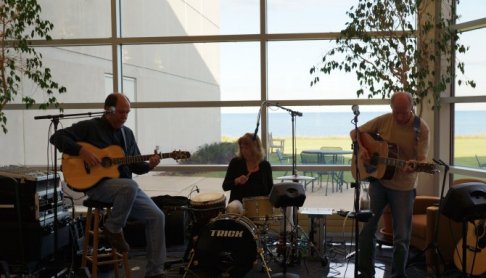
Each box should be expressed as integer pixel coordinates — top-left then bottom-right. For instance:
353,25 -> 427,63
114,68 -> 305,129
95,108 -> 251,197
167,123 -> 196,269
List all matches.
103,228 -> 129,252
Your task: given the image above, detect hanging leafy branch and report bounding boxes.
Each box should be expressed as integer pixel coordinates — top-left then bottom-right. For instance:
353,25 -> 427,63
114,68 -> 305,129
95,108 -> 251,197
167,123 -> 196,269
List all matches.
310,0 -> 475,113
0,0 -> 66,133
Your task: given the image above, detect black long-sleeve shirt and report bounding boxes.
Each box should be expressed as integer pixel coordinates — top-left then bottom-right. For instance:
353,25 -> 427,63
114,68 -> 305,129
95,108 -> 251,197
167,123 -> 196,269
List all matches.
222,157 -> 274,203
50,117 -> 150,179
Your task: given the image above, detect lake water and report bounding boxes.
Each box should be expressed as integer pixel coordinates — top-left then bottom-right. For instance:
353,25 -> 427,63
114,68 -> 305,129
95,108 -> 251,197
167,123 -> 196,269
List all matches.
222,111 -> 486,137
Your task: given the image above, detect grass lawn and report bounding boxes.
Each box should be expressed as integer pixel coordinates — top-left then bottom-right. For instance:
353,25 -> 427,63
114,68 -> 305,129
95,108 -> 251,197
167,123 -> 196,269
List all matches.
223,135 -> 486,170
175,136 -> 486,180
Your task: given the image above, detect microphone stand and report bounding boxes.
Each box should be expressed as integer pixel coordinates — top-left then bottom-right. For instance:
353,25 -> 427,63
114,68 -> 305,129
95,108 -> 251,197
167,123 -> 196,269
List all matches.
422,158 -> 448,277
34,111 -> 106,276
351,112 -> 361,278
270,103 -> 302,278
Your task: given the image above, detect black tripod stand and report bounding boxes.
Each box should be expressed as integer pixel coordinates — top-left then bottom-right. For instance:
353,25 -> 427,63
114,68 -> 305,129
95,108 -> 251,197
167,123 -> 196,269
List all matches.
350,106 -> 363,278
416,158 -> 447,277
34,110 -> 106,277
268,103 -> 303,278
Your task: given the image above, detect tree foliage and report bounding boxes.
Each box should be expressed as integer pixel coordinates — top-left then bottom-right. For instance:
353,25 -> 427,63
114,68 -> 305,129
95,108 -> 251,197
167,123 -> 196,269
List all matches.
183,142 -> 237,164
310,0 -> 475,112
0,0 -> 66,133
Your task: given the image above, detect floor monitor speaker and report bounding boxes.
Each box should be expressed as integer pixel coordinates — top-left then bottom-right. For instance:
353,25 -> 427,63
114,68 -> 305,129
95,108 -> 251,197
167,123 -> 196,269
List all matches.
269,182 -> 306,208
441,182 -> 486,222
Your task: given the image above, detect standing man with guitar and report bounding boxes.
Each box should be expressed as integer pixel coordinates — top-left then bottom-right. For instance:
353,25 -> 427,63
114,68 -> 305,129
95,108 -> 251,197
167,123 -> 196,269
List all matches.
351,92 -> 430,278
50,93 -> 167,278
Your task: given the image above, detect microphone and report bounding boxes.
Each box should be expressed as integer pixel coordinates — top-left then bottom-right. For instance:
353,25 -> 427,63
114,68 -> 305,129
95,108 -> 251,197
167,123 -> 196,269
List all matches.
352,105 -> 360,116
196,185 -> 200,193
105,106 -> 116,114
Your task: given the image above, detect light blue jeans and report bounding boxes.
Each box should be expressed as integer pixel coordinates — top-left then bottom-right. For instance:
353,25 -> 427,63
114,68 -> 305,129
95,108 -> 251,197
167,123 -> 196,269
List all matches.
87,178 -> 166,276
358,181 -> 415,278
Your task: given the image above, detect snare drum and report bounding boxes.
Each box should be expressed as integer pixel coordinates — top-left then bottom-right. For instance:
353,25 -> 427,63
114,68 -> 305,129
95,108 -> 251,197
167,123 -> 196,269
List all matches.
195,213 -> 259,277
243,196 -> 282,221
190,192 -> 226,229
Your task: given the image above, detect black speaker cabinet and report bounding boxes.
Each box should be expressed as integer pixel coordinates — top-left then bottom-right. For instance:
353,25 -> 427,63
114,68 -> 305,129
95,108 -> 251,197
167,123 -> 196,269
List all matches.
124,195 -> 189,248
269,182 -> 306,208
441,182 -> 486,222
0,222 -> 70,265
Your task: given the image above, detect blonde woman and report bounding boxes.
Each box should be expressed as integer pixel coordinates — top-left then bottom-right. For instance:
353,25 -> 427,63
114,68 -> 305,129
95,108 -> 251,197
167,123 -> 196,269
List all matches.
222,133 -> 274,214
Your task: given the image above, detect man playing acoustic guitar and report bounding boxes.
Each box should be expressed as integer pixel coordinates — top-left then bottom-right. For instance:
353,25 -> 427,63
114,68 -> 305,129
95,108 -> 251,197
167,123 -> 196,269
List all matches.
50,93 -> 167,278
350,92 -> 430,278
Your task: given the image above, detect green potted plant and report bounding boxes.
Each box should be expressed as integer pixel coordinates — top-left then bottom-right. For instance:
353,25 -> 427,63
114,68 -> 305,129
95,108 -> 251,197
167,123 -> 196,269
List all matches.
0,0 -> 66,133
310,0 -> 475,115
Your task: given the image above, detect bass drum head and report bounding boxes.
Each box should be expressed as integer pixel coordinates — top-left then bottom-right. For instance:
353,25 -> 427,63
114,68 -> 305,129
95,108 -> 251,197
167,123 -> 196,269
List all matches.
195,214 -> 257,277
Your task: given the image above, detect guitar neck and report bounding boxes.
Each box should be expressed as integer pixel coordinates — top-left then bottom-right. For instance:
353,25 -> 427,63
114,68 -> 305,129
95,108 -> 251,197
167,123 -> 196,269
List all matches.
375,156 -> 435,174
112,153 -> 167,165
376,156 -> 407,169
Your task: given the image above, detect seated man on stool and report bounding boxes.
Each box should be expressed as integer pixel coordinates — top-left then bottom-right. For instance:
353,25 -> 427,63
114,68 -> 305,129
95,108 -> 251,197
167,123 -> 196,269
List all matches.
50,93 -> 167,278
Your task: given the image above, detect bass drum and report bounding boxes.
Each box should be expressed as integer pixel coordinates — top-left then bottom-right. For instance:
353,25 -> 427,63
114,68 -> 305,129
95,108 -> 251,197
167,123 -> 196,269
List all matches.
195,213 -> 259,277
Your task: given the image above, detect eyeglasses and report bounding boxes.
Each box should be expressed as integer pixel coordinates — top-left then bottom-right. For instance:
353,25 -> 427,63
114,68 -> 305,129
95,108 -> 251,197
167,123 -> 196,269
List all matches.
115,109 -> 130,115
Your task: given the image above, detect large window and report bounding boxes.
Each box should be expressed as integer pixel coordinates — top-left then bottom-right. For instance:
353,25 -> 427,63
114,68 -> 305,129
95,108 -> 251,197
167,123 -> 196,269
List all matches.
451,2 -> 486,176
3,1 -> 486,203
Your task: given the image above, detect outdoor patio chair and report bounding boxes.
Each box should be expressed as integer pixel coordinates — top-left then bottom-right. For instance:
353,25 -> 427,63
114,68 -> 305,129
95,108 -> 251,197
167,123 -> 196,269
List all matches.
275,149 -> 290,176
268,132 -> 285,153
475,155 -> 486,168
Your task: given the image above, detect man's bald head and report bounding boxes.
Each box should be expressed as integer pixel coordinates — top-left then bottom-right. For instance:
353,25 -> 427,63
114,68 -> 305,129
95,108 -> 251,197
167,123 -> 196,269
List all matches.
390,92 -> 413,125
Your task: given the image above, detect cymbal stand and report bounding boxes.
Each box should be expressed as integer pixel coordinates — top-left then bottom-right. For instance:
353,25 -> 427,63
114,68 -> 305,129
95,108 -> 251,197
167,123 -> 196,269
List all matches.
289,216 -> 327,265
272,206 -> 299,277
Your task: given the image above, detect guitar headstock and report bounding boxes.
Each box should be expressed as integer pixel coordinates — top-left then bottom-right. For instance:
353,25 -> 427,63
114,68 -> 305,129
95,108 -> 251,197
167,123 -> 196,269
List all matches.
416,163 -> 439,174
170,150 -> 191,161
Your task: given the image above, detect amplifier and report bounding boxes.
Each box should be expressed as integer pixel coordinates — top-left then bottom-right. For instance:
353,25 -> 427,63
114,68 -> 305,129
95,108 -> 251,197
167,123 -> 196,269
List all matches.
0,220 -> 71,265
0,166 -> 61,222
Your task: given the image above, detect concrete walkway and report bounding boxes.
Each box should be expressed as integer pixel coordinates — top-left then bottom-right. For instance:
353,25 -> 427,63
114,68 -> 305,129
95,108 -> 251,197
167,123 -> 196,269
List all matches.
67,172 -> 361,214
134,173 -> 358,212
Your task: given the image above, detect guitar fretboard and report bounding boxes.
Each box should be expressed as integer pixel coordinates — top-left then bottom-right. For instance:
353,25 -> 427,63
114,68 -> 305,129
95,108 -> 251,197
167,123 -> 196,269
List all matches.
373,156 -> 437,174
376,157 -> 406,169
112,153 -> 172,165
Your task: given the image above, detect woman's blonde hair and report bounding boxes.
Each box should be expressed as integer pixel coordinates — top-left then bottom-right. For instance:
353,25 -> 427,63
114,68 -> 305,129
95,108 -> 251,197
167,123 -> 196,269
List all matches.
236,132 -> 266,162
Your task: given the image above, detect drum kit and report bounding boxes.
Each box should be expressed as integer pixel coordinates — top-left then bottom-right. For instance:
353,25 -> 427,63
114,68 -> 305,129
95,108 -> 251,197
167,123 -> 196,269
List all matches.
180,192 -> 299,278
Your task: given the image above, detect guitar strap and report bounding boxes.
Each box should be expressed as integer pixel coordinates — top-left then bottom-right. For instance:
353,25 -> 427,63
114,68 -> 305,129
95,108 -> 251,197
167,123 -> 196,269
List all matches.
413,115 -> 421,157
121,127 -> 128,153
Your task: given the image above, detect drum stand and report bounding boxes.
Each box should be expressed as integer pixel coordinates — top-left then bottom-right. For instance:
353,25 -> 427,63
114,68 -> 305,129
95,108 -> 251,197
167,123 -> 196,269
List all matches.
272,206 -> 299,278
289,218 -> 326,265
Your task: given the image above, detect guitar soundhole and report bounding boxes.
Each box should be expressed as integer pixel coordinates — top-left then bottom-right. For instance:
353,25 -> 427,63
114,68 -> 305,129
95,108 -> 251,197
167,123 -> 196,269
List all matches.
369,153 -> 379,166
101,157 -> 113,168
364,153 -> 379,173
476,222 -> 486,249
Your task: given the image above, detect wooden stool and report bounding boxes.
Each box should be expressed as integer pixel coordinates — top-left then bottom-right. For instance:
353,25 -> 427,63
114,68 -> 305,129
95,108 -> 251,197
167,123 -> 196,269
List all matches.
81,199 -> 131,278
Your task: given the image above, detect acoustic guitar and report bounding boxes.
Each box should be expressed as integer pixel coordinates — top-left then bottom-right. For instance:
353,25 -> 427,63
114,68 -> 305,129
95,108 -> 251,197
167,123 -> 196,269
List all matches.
62,142 -> 190,191
453,219 -> 486,276
351,132 -> 438,180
